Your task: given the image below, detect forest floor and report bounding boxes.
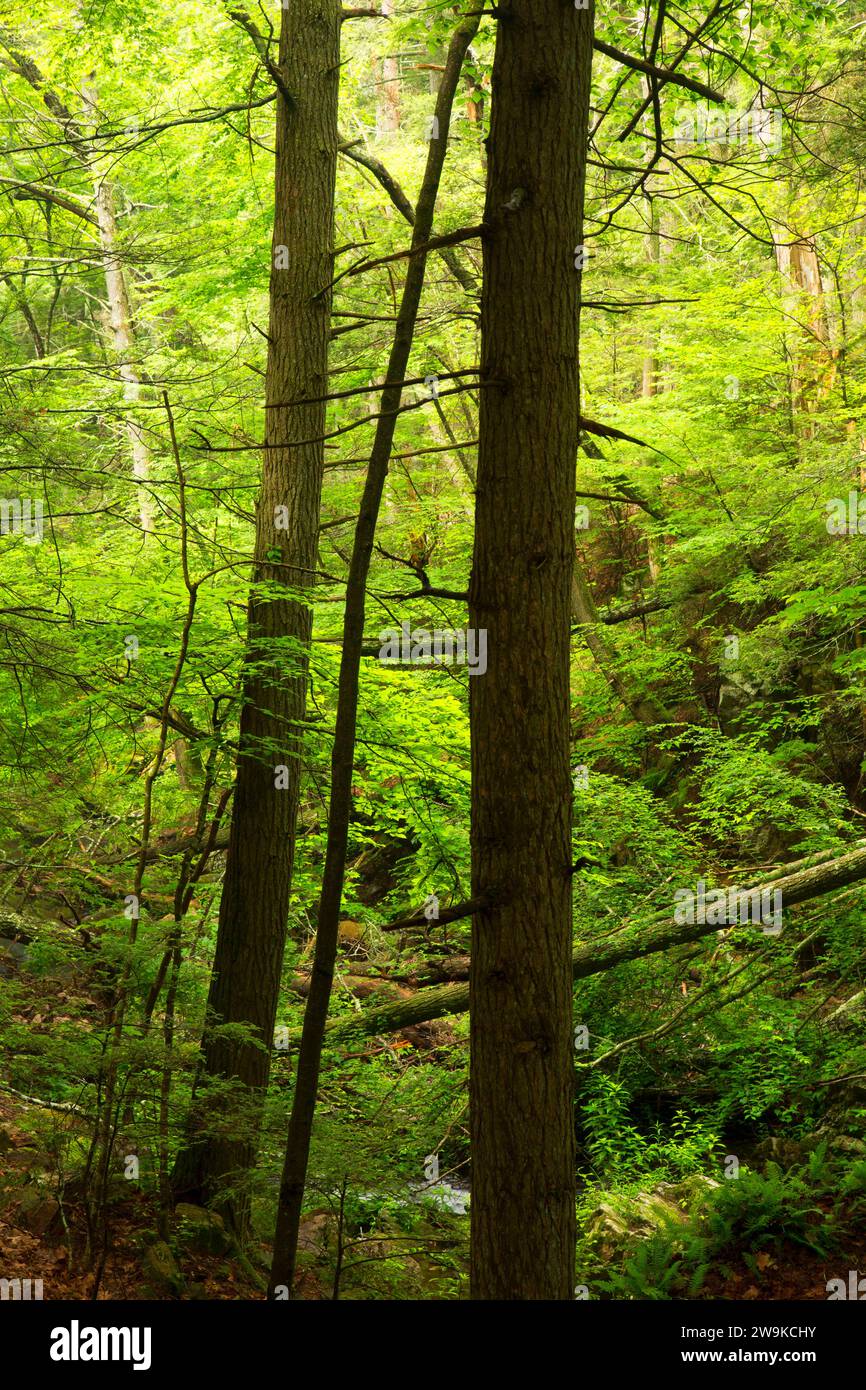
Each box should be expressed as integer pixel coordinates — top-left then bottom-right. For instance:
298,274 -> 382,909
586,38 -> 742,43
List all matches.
699,1235 -> 866,1301
3,947 -> 864,1301
0,1095 -> 264,1300
4,1062 -> 864,1301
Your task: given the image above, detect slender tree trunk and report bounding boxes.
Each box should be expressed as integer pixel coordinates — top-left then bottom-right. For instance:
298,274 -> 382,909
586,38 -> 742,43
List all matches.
571,563 -> 671,728
377,0 -> 401,134
268,7 -> 480,1298
467,0 -> 594,1301
172,0 -> 340,1229
87,154 -> 154,534
0,36 -> 155,533
640,188 -> 660,403
1,272 -> 44,357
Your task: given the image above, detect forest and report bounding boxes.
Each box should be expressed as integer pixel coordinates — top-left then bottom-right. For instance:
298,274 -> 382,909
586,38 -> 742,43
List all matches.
0,0 -> 866,1318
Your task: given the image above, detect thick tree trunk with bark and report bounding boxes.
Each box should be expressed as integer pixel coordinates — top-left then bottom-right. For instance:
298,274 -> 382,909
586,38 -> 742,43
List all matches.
172,0 -> 340,1227
775,233 -> 834,420
467,0 -> 594,1301
267,7 -> 481,1298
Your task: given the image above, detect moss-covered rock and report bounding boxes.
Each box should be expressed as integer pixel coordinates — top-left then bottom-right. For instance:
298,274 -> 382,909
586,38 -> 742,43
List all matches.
142,1240 -> 184,1296
174,1203 -> 231,1257
585,1177 -> 719,1257
297,1209 -> 334,1255
18,1188 -> 62,1242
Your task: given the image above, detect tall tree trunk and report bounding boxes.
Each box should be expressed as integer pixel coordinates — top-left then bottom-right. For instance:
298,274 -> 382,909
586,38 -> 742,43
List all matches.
571,563 -> 671,729
640,188 -> 660,403
0,35 -> 154,533
467,0 -> 594,1301
268,7 -> 481,1297
774,224 -> 833,427
86,141 -> 154,534
377,0 -> 402,134
172,0 -> 340,1229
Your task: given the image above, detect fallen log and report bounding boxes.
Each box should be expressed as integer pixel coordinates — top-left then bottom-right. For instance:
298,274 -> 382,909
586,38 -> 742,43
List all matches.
294,841 -> 866,1045
0,906 -> 41,940
106,829 -> 231,865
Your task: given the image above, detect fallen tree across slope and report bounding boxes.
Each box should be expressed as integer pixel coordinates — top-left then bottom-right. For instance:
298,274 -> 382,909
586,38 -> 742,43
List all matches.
289,842 -> 866,1045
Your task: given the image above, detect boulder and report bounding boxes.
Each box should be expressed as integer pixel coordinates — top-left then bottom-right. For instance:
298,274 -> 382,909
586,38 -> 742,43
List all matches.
297,1209 -> 334,1255
142,1240 -> 184,1296
18,1190 -> 62,1243
4,1148 -> 43,1173
174,1203 -> 231,1257
754,1135 -> 810,1168
827,1135 -> 866,1156
586,1176 -> 719,1256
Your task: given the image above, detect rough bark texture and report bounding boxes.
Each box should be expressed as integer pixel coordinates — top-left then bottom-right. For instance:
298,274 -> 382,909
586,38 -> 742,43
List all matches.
267,8 -> 481,1298
467,0 -> 594,1301
172,0 -> 340,1225
775,232 -> 834,416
